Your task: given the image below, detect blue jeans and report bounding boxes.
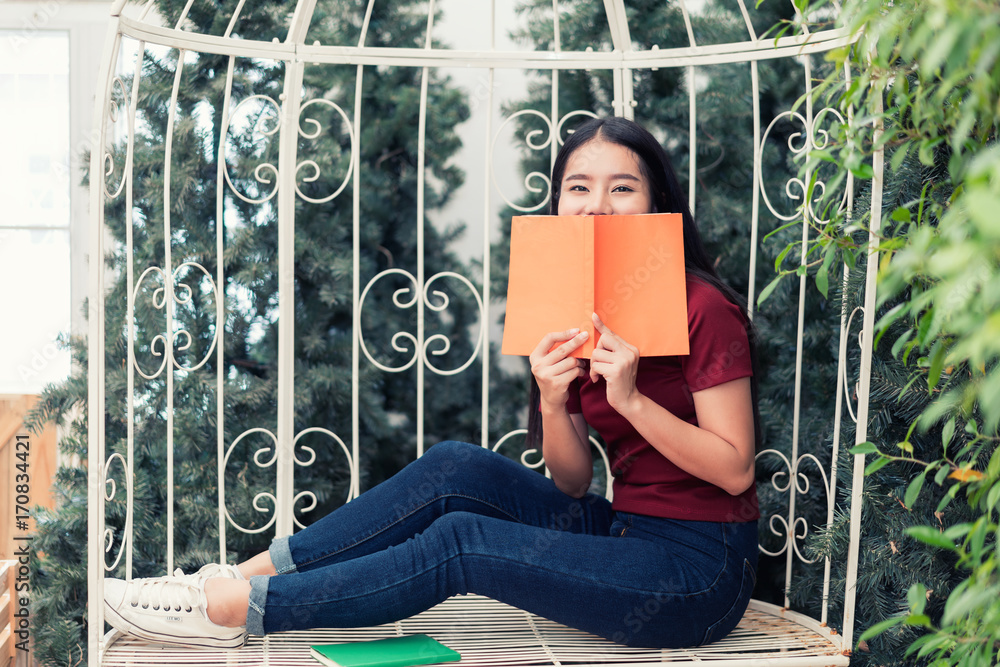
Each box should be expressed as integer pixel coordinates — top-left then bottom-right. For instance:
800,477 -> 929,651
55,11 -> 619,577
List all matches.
246,441 -> 757,648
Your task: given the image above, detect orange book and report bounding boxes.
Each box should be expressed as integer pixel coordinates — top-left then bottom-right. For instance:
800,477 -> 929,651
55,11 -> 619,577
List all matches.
501,213 -> 689,358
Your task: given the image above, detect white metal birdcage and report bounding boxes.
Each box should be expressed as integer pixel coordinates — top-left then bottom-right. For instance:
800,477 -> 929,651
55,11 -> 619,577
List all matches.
87,0 -> 882,664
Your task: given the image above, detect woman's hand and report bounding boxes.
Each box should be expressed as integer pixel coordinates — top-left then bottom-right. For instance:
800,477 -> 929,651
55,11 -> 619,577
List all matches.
530,328 -> 589,409
589,313 -> 641,413
530,328 -> 593,497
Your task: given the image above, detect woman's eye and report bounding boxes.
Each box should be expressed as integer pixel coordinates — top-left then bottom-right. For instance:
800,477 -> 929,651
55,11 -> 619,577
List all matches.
612,185 -> 635,193
567,185 -> 588,192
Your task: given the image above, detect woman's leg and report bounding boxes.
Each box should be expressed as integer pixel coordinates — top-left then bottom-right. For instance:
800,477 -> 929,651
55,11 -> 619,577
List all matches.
237,551 -> 276,578
106,441 -> 621,648
266,441 -> 615,575
248,513 -> 758,648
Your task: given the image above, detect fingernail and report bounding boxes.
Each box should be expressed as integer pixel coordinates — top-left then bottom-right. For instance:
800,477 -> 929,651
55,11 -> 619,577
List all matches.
568,328 -> 580,334
579,331 -> 589,338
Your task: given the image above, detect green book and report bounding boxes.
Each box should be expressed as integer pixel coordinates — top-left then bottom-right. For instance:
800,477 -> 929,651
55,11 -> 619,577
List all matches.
309,634 -> 461,667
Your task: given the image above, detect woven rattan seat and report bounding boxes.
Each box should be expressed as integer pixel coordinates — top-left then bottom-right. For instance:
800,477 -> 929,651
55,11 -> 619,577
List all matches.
103,595 -> 849,666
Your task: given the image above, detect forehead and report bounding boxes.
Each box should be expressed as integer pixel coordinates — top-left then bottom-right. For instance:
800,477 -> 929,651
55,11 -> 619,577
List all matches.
563,139 -> 644,176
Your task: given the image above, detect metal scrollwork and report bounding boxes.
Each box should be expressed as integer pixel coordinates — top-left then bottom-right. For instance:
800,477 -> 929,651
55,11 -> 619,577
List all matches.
759,106 -> 850,224
104,77 -> 131,201
223,428 -> 280,535
492,430 -> 543,470
291,427 -> 357,529
491,109 -> 598,212
492,430 -> 614,501
102,452 -> 132,571
422,272 -> 484,376
842,306 -> 865,425
295,98 -> 356,204
131,262 -> 220,379
756,448 -> 833,564
358,269 -> 484,375
222,94 -> 281,204
222,427 -> 357,534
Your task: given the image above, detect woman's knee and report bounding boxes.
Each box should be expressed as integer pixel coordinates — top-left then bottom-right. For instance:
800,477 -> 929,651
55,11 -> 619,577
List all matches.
402,441 -> 485,493
420,441 -> 487,469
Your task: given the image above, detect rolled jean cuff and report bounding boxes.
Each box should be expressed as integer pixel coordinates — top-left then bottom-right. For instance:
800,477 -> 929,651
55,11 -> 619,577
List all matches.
269,535 -> 298,574
246,575 -> 269,636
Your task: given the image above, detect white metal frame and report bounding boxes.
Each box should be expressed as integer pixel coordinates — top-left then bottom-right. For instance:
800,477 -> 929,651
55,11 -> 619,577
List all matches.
87,1 -> 881,665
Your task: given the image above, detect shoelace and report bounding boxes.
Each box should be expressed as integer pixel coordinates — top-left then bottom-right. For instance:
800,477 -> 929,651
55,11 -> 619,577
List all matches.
128,577 -> 204,613
171,563 -> 242,582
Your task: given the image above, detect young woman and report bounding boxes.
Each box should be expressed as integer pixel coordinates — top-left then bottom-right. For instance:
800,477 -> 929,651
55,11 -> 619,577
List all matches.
104,116 -> 760,650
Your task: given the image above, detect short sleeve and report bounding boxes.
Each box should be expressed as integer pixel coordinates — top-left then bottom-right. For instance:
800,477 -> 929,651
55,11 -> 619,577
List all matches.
681,279 -> 753,393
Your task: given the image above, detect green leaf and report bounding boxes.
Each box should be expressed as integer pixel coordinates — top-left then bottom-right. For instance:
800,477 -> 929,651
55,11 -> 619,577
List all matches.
815,245 -> 838,299
904,613 -> 932,629
918,136 -> 944,166
986,483 -> 1000,512
943,523 -> 972,542
757,275 -> 783,306
968,517 -> 988,561
865,456 -> 892,475
935,464 -> 951,486
936,483 -> 960,513
850,442 -> 879,455
906,633 -> 954,658
762,220 -> 802,243
843,248 -> 857,270
774,243 -> 794,272
942,584 -> 998,627
988,447 -> 1000,478
858,615 -> 906,642
905,470 -> 927,509
814,269 -> 828,299
928,340 -> 946,391
850,162 -> 875,180
891,330 -> 915,359
890,142 -> 912,172
891,206 -> 912,223
907,583 -> 928,616
906,525 -> 956,551
942,417 -> 956,453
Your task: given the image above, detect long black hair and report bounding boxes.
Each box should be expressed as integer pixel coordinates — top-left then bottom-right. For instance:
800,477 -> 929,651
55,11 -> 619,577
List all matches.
525,116 -> 763,455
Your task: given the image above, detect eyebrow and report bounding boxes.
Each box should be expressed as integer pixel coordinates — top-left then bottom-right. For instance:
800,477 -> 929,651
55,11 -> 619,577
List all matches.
564,172 -> 643,182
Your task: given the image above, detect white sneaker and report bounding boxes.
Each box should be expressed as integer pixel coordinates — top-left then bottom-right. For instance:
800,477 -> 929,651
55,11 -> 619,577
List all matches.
104,576 -> 248,648
172,562 -> 245,582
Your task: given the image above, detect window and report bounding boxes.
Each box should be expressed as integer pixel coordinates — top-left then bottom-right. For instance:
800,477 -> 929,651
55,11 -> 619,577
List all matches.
0,30 -> 72,394
0,3 -> 108,395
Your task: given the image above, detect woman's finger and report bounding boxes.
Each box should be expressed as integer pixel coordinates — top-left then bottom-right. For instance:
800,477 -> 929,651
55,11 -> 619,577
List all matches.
591,312 -> 614,343
531,328 -> 589,362
531,327 -> 578,358
591,312 -> 611,333
591,312 -> 640,356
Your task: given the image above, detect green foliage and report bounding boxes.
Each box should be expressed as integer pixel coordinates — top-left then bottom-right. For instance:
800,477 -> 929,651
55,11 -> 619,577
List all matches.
766,0 -> 1000,663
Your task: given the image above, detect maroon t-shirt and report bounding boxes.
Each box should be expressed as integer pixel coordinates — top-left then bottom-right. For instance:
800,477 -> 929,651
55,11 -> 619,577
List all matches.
567,275 -> 759,522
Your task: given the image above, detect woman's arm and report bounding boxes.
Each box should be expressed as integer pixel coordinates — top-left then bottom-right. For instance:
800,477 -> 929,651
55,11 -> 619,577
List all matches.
540,409 -> 592,497
618,378 -> 755,495
589,314 -> 755,496
530,329 -> 594,497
